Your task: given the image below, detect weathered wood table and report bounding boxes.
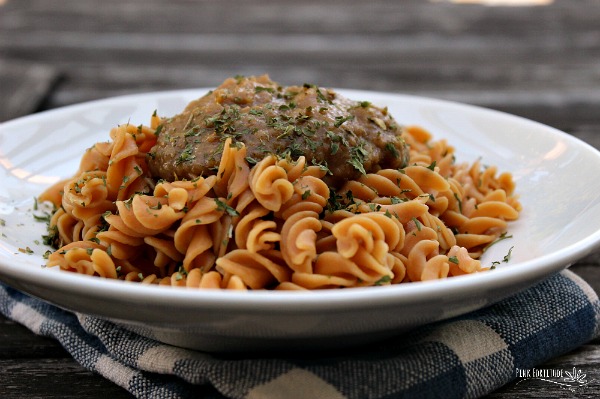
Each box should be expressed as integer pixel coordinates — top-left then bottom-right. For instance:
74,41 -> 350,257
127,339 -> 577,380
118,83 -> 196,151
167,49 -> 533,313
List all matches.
1,0 -> 600,397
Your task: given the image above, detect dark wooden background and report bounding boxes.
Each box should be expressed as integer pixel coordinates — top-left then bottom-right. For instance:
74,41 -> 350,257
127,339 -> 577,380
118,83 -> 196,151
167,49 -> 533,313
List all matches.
2,0 -> 600,397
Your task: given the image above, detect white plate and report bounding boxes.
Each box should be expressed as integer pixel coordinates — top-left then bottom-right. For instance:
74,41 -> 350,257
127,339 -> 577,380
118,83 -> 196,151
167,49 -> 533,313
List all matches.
1,89 -> 600,352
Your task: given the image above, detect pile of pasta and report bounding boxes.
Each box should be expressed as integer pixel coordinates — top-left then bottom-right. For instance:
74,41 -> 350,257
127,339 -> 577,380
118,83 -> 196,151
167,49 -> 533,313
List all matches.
39,113 -> 521,290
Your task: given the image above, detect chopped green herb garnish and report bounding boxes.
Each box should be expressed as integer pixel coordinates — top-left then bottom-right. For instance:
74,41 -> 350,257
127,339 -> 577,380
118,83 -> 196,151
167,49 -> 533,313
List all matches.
255,86 -> 275,94
334,115 -> 354,128
149,202 -> 163,210
32,213 -> 51,223
385,143 -> 400,159
503,246 -> 514,262
326,190 -> 344,212
374,275 -> 392,286
176,143 -> 196,164
348,143 -> 368,175
18,247 -> 34,255
483,232 -> 513,252
315,88 -> 331,104
119,175 -> 130,189
214,198 -> 240,217
412,217 -> 422,231
311,159 -> 332,175
330,142 -> 339,155
368,203 -> 382,212
454,193 -> 463,214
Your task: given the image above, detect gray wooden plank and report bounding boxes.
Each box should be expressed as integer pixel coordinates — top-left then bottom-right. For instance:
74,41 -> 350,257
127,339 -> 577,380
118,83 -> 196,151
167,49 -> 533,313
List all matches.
572,264 -> 600,296
3,0 -> 600,36
1,0 -> 599,112
0,358 -> 132,398
0,315 -> 73,359
0,60 -> 60,122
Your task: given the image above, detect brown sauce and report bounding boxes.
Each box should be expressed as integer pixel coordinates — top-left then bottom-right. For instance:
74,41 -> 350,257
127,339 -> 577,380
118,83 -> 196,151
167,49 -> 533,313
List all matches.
147,75 -> 409,187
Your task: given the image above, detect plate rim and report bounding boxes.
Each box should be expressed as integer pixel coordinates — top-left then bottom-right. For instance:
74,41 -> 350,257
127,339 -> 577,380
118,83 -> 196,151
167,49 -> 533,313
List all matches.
1,88 -> 600,314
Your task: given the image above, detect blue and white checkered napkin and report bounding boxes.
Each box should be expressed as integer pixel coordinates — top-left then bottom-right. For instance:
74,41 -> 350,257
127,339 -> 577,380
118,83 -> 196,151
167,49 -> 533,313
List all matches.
1,269 -> 599,399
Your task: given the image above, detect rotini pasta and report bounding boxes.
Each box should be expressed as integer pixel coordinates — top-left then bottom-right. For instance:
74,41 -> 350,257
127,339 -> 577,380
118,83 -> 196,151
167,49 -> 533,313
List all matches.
39,80 -> 521,290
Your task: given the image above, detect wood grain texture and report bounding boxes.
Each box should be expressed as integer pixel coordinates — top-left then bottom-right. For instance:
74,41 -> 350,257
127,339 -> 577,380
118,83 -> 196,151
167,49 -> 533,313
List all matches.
0,60 -> 59,122
2,0 -> 600,113
0,316 -> 132,398
1,0 -> 600,397
0,358 -> 131,398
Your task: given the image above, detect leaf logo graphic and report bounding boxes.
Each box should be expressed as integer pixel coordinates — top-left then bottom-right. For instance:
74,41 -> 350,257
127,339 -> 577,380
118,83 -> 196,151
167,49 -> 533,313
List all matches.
564,367 -> 587,384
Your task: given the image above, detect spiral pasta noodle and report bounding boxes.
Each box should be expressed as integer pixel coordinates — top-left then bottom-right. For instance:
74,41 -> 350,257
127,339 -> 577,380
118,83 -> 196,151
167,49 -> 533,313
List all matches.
39,109 -> 521,290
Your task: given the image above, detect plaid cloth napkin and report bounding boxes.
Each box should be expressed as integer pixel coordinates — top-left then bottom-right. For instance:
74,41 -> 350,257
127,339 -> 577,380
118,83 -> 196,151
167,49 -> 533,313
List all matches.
1,269 -> 599,399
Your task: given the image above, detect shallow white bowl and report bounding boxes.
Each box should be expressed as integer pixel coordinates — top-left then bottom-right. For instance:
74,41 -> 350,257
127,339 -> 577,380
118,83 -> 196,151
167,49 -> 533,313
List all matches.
1,89 -> 600,352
